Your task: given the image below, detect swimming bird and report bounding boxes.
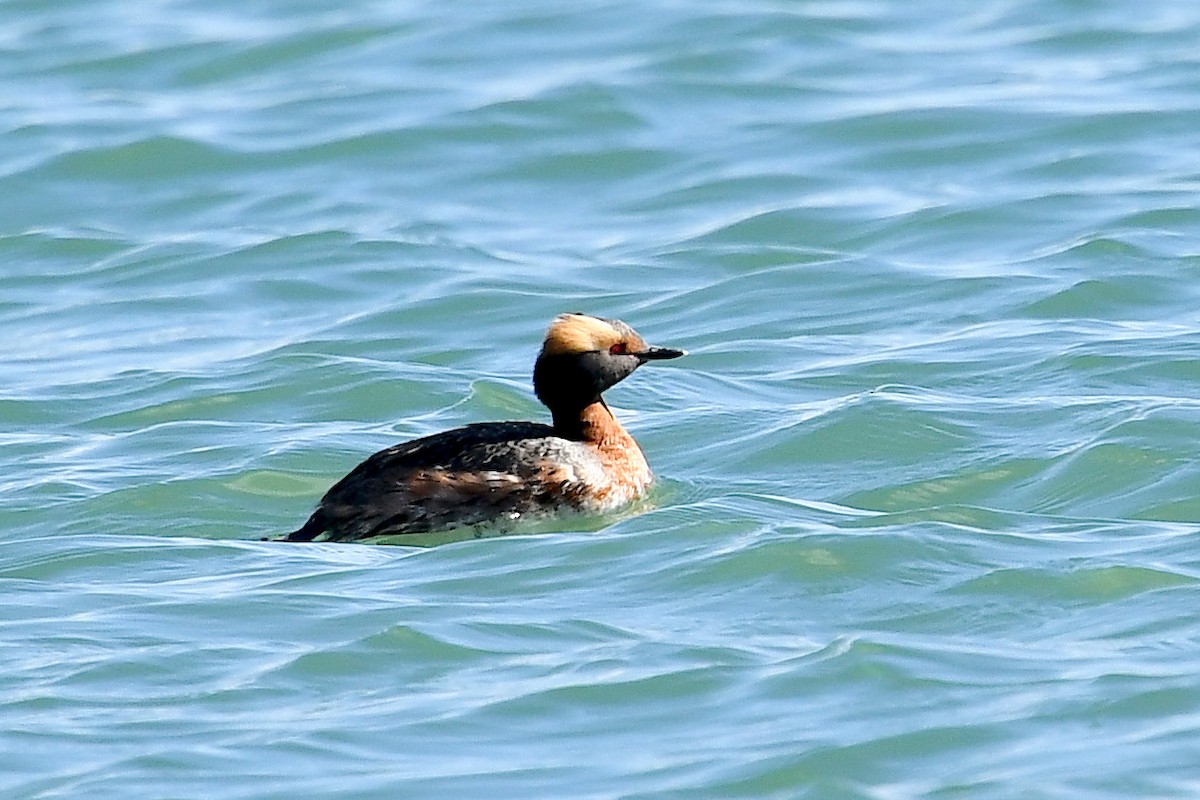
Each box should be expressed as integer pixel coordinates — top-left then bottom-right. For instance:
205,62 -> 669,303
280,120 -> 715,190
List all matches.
280,313 -> 685,543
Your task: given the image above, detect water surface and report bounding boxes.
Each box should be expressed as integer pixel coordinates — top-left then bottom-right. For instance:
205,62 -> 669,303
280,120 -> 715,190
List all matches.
4,1 -> 1200,797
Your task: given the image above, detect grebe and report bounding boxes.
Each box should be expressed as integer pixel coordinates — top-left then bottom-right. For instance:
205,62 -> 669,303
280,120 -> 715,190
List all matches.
280,313 -> 685,543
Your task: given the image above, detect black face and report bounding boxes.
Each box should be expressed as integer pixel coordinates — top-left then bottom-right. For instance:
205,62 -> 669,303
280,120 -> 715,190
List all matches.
534,351 -> 631,412
533,343 -> 683,412
578,349 -> 641,392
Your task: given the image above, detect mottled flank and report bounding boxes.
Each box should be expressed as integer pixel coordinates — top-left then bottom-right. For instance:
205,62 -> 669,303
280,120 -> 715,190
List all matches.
285,422 -> 613,542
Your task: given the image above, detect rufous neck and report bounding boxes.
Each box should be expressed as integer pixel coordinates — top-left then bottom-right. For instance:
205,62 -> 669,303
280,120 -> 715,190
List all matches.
551,398 -> 628,444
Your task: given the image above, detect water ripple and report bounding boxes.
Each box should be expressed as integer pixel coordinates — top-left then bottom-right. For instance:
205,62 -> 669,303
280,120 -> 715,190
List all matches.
6,0 -> 1200,797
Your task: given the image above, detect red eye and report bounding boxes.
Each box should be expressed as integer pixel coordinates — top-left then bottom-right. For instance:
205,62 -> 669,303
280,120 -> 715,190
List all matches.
609,342 -> 629,355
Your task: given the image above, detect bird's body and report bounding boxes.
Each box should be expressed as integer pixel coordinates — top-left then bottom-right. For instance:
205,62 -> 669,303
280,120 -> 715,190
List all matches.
281,313 -> 683,543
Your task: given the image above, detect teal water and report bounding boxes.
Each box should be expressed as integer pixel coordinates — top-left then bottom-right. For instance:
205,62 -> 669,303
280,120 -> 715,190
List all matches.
4,1 -> 1200,797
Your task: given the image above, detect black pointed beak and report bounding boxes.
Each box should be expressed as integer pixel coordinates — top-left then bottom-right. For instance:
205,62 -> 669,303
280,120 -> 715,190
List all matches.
636,346 -> 687,363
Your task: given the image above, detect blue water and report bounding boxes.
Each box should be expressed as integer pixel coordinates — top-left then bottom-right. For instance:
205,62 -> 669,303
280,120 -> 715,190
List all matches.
4,1 -> 1200,797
